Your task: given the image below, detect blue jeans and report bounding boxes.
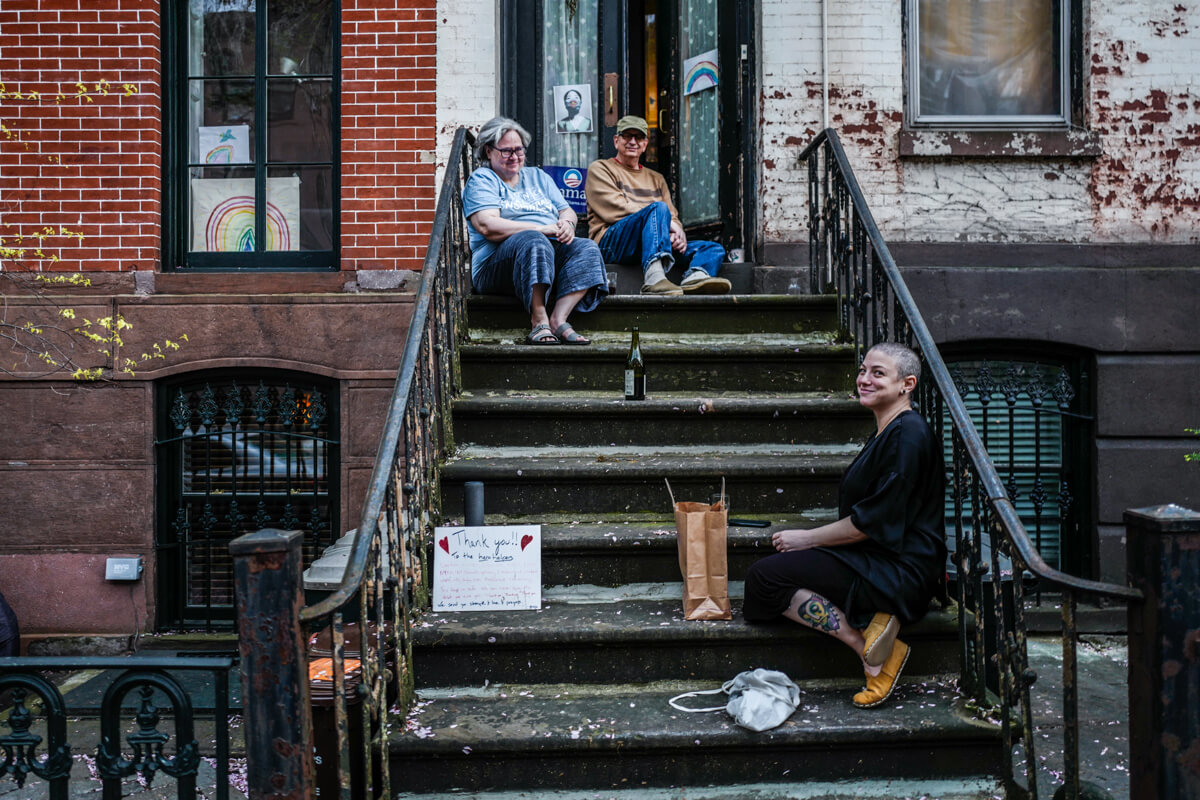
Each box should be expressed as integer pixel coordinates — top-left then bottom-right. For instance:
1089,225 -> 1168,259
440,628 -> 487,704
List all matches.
596,202 -> 725,277
471,230 -> 607,314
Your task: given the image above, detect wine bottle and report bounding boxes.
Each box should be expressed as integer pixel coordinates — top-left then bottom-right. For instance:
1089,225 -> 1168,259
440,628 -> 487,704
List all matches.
624,327 -> 645,400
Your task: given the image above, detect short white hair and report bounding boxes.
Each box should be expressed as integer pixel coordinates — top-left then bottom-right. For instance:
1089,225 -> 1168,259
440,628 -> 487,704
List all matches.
474,116 -> 531,163
867,342 -> 922,385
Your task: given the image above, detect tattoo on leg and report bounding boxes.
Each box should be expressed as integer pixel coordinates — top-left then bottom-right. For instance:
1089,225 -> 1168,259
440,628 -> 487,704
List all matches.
799,594 -> 841,633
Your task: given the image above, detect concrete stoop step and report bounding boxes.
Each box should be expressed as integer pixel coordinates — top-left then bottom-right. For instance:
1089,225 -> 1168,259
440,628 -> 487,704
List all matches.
412,600 -> 962,688
389,679 -> 1002,795
389,291 -> 1007,796
440,449 -> 857,516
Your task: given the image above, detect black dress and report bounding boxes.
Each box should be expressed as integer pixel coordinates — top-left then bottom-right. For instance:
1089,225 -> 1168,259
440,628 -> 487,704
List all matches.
743,409 -> 946,627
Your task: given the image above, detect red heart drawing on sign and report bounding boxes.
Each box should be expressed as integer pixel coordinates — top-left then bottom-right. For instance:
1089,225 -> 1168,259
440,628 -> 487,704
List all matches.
520,534 -> 533,551
438,537 -> 450,554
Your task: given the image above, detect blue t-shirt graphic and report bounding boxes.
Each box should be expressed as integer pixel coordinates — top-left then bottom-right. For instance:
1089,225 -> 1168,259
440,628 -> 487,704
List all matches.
462,167 -> 568,274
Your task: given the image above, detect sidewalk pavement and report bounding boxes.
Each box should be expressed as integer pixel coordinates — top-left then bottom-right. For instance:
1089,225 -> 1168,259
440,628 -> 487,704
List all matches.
1026,634 -> 1130,800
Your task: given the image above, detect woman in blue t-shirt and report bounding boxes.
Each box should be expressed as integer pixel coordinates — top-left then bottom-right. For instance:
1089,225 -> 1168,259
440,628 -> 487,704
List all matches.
463,117 -> 607,345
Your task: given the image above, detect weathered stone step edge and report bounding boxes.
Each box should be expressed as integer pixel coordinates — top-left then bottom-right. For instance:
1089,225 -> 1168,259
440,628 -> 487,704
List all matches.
460,342 -> 855,359
393,777 -> 1003,800
413,600 -> 959,649
453,394 -> 865,415
389,679 -> 994,755
468,331 -> 840,346
533,518 -> 828,549
467,293 -> 839,310
441,452 -> 857,479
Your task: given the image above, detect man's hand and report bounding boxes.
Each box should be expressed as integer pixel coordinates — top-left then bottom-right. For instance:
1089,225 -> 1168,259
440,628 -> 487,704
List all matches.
669,219 -> 687,252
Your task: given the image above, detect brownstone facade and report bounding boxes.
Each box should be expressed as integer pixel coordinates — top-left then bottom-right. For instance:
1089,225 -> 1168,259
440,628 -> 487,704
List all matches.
0,1 -> 436,644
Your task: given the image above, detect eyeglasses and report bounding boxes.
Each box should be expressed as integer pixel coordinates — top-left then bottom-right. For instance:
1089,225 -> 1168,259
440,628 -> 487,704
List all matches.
492,146 -> 526,159
617,132 -> 647,142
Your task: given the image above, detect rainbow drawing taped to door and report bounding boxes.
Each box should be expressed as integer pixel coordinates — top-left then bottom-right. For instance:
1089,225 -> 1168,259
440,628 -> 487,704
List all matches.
190,176 -> 301,252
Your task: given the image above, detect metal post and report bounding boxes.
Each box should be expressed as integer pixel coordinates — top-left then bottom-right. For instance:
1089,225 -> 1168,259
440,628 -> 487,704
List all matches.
1125,504 -> 1200,800
231,529 -> 314,799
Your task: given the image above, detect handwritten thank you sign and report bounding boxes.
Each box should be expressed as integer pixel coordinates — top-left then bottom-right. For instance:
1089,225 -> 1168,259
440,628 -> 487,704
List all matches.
432,525 -> 541,611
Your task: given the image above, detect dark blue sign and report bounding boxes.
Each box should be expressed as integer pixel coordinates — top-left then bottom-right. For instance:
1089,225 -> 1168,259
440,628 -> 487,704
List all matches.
543,165 -> 588,217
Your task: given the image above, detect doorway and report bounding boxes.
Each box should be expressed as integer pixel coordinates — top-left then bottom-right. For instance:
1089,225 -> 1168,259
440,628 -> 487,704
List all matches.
500,0 -> 757,257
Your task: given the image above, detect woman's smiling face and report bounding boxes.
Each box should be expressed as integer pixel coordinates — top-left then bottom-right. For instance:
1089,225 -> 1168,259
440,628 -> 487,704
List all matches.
856,348 -> 913,410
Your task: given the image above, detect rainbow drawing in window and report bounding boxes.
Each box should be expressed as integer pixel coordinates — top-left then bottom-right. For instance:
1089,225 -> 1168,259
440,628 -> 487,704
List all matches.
683,49 -> 719,97
198,125 -> 250,164
191,177 -> 300,252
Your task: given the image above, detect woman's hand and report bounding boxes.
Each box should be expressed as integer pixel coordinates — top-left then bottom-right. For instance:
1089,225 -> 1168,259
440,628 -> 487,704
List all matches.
773,517 -> 869,553
554,217 -> 575,244
772,529 -> 814,552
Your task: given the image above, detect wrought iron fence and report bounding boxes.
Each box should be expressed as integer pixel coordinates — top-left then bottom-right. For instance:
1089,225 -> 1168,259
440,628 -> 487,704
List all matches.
801,128 -> 1143,800
0,656 -> 235,800
232,127 -> 476,799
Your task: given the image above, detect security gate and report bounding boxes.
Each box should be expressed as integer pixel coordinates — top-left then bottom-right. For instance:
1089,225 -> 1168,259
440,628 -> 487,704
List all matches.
155,372 -> 338,629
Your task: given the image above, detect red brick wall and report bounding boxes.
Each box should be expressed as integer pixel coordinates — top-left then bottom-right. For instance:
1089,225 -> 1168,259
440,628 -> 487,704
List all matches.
340,1 -> 438,272
0,0 -> 162,274
0,1 -> 438,275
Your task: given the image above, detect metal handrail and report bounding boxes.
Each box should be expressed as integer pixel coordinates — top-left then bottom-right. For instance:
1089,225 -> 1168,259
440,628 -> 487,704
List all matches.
302,126 -> 473,625
799,129 -> 1137,603
799,128 -> 1140,800
282,126 -> 475,799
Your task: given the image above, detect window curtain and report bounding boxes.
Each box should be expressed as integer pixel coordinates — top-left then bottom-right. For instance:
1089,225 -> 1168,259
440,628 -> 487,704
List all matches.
541,0 -> 599,168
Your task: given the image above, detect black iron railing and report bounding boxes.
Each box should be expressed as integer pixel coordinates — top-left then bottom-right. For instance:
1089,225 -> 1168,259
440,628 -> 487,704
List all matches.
801,128 -> 1142,800
237,127 -> 475,798
0,656 -> 235,799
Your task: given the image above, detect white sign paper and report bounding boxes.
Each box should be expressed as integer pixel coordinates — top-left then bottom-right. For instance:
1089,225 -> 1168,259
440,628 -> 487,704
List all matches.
432,525 -> 542,611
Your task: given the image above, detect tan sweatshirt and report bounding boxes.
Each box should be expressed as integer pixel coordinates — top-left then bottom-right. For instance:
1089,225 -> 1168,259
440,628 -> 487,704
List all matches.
585,158 -> 681,242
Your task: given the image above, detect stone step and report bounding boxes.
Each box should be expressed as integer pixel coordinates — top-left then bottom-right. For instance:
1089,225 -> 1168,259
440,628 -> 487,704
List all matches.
412,600 -> 960,687
388,678 -> 1001,794
458,340 -> 856,394
452,392 -> 870,448
439,449 -> 856,515
523,515 -> 835,587
465,293 -> 841,335
394,780 -> 1003,800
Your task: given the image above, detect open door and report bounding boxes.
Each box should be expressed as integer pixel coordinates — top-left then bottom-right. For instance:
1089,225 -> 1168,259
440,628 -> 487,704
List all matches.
500,0 -> 756,259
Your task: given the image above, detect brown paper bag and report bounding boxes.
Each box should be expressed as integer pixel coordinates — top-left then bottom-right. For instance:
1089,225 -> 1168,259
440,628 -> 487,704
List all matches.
666,478 -> 732,621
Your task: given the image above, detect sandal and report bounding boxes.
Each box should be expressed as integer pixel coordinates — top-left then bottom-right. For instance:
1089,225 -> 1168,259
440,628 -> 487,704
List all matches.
553,322 -> 591,345
524,323 -> 560,345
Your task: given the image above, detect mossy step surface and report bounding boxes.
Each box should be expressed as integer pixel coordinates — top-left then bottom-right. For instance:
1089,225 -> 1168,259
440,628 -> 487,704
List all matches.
412,600 -> 960,686
453,393 -> 869,447
389,677 -> 999,793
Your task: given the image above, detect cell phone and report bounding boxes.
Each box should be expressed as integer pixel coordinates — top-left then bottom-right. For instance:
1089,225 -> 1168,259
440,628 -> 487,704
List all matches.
728,518 -> 770,528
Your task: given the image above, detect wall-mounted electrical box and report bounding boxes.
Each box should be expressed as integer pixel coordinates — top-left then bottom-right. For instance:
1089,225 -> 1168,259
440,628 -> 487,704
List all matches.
105,556 -> 143,581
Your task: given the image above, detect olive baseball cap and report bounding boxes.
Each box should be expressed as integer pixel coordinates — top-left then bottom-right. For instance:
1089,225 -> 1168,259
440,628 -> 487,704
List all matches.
615,115 -> 649,136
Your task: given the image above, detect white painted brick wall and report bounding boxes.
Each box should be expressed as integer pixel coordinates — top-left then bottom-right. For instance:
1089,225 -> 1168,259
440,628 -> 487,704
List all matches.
433,1 -> 1198,245
760,0 -> 1200,245
435,0 -> 498,182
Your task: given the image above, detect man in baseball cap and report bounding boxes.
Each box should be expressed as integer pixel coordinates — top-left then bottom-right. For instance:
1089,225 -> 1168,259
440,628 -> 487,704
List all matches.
584,115 -> 730,295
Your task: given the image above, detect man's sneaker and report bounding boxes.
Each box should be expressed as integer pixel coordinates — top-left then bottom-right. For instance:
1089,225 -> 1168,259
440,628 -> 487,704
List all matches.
641,278 -> 683,296
680,271 -> 732,295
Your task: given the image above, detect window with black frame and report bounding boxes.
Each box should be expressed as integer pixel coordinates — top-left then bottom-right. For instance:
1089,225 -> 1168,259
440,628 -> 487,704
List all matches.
906,0 -> 1070,128
943,354 -> 1093,579
169,0 -> 337,270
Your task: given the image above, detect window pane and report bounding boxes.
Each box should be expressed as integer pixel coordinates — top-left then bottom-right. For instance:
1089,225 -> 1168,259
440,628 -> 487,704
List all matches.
267,79 -> 333,163
189,0 -> 255,76
189,168 -> 257,252
268,0 -> 335,75
269,166 -> 333,251
677,0 -> 720,227
190,79 -> 256,163
918,0 -> 1060,118
542,0 -> 599,168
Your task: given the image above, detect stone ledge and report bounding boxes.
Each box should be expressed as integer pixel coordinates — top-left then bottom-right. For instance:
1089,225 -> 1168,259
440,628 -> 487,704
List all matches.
898,127 -> 1103,158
